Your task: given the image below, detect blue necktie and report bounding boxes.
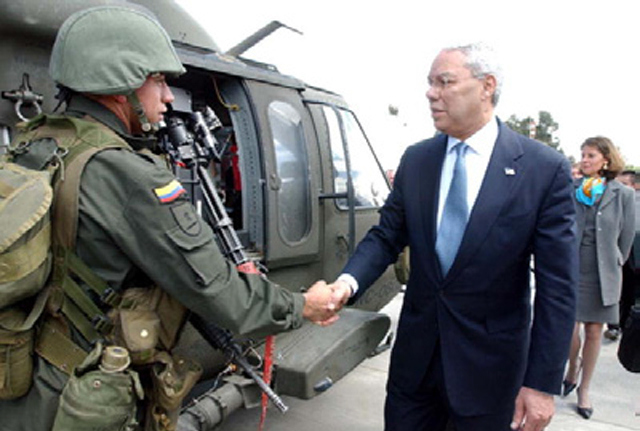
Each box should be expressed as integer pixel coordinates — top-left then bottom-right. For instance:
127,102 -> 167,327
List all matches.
436,142 -> 469,275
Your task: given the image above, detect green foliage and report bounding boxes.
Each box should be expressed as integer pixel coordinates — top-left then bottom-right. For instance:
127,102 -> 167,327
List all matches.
506,111 -> 563,154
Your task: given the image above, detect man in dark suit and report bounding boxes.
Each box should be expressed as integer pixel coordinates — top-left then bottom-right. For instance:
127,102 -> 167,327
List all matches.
605,170 -> 639,340
329,43 -> 577,430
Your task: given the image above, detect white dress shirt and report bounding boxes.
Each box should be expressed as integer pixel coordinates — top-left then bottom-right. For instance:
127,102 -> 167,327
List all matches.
437,117 -> 498,229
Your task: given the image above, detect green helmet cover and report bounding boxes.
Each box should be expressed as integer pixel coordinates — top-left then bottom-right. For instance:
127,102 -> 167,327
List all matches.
50,5 -> 186,95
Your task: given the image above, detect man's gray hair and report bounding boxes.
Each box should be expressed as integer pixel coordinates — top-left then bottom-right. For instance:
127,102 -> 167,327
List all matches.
444,42 -> 503,106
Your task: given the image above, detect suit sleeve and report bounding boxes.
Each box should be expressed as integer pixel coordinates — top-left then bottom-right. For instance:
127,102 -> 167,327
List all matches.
525,157 -> 578,394
342,150 -> 410,296
619,185 -> 636,263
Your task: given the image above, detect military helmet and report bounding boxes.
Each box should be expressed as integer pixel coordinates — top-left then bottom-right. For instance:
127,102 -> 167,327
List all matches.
49,5 -> 186,95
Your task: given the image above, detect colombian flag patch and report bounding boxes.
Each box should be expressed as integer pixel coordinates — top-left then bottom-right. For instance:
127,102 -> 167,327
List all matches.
154,180 -> 186,203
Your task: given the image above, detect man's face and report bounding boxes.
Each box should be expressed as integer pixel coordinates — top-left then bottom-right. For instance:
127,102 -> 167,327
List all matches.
426,50 -> 494,140
571,164 -> 582,179
618,173 -> 635,188
134,73 -> 174,128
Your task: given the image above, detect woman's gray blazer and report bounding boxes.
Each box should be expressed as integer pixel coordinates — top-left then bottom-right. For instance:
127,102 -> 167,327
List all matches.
574,179 -> 636,306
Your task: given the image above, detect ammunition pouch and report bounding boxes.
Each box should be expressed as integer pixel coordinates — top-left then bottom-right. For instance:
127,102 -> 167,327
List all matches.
52,342 -> 144,431
0,289 -> 49,400
109,287 -> 187,365
108,287 -> 196,431
0,311 -> 35,400
145,352 -> 202,431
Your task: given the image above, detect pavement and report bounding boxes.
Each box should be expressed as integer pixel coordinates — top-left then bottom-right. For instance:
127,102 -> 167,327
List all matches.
220,292 -> 640,430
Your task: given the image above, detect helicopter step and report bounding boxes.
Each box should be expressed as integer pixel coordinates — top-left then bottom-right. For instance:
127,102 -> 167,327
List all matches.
274,308 -> 391,400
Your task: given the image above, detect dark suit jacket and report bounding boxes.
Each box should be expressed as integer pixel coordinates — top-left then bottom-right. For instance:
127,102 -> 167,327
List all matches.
344,119 -> 577,415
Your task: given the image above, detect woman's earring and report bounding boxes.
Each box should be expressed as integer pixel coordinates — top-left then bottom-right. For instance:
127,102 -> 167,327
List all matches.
603,162 -> 609,170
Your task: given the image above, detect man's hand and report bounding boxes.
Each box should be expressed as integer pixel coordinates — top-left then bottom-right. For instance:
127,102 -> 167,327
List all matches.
511,386 -> 555,431
302,281 -> 339,326
329,279 -> 352,311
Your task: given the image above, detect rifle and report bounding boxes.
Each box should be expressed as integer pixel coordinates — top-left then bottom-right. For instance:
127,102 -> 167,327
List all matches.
159,107 -> 287,416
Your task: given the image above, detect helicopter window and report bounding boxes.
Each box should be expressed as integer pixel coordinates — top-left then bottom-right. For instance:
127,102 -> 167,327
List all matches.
268,101 -> 312,243
324,107 -> 389,209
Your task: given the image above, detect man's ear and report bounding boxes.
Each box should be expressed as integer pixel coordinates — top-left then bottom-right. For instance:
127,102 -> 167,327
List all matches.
483,75 -> 497,100
113,94 -> 128,104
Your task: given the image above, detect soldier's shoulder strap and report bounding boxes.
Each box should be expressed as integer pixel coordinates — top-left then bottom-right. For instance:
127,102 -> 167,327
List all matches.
14,113 -> 131,249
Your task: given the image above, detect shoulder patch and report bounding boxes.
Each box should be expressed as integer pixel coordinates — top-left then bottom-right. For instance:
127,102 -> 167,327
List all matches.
170,201 -> 202,236
154,179 -> 186,204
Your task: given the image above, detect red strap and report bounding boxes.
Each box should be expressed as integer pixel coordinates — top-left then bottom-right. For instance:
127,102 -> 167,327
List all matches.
259,335 -> 275,431
234,260 -> 275,431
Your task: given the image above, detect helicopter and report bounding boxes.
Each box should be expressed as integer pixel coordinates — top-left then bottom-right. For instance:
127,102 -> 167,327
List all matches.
0,0 -> 406,428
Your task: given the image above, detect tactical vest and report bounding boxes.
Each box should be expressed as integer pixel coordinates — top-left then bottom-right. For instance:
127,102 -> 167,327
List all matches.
6,115 -> 199,431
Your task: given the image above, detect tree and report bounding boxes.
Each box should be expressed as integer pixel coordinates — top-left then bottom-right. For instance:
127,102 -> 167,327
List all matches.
506,111 -> 562,154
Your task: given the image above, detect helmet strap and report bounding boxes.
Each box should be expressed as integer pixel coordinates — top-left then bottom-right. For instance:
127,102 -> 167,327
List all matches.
127,92 -> 160,134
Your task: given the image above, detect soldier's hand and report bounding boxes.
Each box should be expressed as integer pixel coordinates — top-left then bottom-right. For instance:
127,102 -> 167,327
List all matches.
302,281 -> 340,326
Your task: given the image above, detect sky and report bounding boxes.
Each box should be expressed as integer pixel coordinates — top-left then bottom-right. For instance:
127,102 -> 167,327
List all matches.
176,0 -> 639,171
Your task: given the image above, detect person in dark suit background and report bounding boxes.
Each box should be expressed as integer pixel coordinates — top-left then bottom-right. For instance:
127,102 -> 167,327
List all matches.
603,170 -> 638,341
328,42 -> 577,431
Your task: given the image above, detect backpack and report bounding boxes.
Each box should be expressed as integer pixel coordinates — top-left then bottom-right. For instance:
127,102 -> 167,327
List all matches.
0,114 -> 128,399
0,160 -> 53,399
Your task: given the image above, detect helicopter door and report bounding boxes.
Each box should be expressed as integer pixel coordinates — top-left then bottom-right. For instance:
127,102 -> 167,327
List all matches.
245,80 -> 321,267
306,100 -> 391,285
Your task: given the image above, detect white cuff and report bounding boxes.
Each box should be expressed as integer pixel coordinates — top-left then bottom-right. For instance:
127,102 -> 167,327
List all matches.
337,274 -> 359,297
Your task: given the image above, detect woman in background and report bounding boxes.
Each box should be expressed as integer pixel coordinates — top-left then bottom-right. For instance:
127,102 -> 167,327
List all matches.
562,136 -> 636,419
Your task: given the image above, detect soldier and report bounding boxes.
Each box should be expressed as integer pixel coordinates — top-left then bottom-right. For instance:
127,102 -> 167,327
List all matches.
0,5 -> 338,430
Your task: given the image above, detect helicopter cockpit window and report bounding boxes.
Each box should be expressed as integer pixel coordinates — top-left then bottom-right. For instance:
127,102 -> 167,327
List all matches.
324,107 -> 389,209
268,101 -> 312,243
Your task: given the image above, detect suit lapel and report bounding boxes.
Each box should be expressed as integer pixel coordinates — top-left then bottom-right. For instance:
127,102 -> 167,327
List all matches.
446,122 -> 523,280
599,180 -> 619,210
420,135 -> 447,282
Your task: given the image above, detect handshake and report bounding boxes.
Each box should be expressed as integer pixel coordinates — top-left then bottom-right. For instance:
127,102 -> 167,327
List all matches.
302,280 -> 352,326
